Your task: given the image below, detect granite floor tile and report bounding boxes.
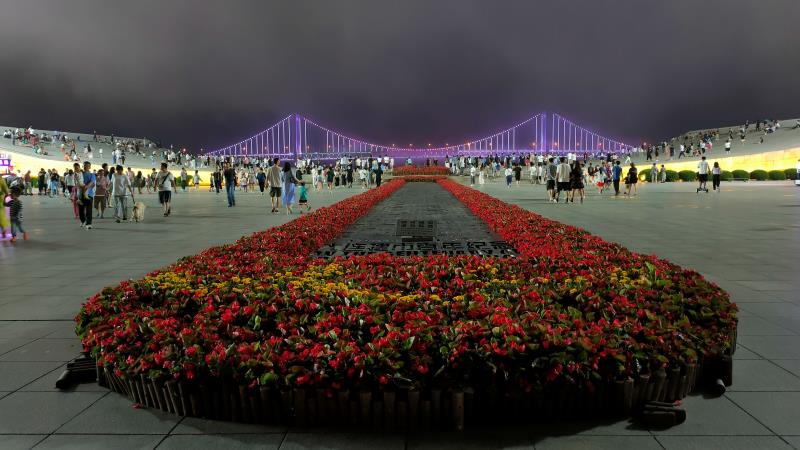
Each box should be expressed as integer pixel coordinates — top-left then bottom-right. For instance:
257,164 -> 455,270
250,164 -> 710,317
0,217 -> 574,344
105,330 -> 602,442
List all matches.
726,392 -> 800,435
0,339 -> 83,362
736,316 -> 797,336
157,433 -> 282,449
0,435 -> 47,450
0,361 -> 64,391
281,432 -> 404,450
56,392 -> 181,434
171,417 -> 286,435
408,427 -> 533,449
0,391 -> 106,433
648,395 -> 771,436
772,360 -> 800,378
533,435 -> 662,450
729,359 -> 800,391
33,434 -> 165,450
655,435 -> 793,450
737,336 -> 800,359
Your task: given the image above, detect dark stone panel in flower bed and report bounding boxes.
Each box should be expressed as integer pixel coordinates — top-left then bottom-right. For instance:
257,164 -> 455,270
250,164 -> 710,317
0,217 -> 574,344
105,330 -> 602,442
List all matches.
316,182 -> 516,257
316,240 -> 517,257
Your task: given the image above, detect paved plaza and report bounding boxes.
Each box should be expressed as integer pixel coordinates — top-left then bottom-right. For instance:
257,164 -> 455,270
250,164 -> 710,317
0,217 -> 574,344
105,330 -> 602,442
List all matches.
1,179 -> 799,449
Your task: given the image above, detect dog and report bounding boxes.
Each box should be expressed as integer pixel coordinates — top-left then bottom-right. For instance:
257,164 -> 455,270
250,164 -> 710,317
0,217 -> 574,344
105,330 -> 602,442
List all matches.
131,202 -> 146,222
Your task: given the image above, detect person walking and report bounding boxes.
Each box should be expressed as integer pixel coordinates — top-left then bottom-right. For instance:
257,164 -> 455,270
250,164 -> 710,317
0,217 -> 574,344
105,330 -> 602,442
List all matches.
37,169 -> 46,195
659,165 -> 666,183
46,169 -> 56,198
546,157 -> 557,202
134,171 -> 144,194
256,167 -> 267,195
555,157 -> 571,203
612,160 -> 623,196
374,163 -> 383,187
94,168 -> 110,219
156,162 -> 175,216
67,166 -> 80,218
268,158 -> 282,212
212,169 -> 222,194
325,165 -> 334,193
79,161 -> 96,229
112,165 -> 134,222
4,189 -> 27,242
298,181 -> 311,213
570,162 -> 586,203
281,161 -> 297,215
697,156 -> 710,193
649,163 -> 658,183
504,165 -> 513,187
711,161 -> 721,192
180,168 -> 188,192
623,163 -> 638,196
0,175 -> 9,239
223,163 -> 236,207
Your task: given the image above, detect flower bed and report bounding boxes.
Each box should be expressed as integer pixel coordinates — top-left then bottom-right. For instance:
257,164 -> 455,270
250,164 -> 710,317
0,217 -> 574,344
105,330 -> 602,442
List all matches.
77,178 -> 736,430
392,165 -> 450,176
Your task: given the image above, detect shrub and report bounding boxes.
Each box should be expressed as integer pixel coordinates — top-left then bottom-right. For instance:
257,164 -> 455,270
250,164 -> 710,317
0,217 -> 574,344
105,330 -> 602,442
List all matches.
784,168 -> 798,180
749,169 -> 768,181
720,170 -> 733,181
732,170 -> 749,180
678,170 -> 697,182
768,170 -> 786,180
665,170 -> 679,182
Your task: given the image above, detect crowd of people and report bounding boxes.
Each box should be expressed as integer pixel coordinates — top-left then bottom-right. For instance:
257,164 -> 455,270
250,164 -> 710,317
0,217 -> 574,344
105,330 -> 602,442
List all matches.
4,116 -> 797,243
206,156 -> 391,214
0,153 -> 399,243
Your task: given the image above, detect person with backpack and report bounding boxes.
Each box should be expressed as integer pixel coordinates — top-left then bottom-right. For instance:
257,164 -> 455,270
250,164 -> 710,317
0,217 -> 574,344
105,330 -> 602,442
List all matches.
156,163 -> 175,216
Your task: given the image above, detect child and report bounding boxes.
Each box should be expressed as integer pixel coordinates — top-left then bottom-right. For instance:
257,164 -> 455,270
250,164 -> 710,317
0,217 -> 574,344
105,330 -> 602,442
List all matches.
4,188 -> 27,242
298,181 -> 311,214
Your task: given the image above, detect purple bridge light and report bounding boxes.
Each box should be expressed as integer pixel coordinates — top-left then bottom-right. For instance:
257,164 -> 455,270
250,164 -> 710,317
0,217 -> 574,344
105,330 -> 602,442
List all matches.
205,113 -> 634,161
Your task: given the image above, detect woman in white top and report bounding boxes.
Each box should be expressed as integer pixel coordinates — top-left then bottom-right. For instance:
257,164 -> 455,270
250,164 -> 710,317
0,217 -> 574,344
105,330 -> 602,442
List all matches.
711,162 -> 722,192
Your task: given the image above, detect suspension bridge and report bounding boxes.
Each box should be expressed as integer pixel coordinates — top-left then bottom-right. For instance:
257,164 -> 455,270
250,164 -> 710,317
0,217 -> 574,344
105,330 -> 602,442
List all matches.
205,113 -> 635,161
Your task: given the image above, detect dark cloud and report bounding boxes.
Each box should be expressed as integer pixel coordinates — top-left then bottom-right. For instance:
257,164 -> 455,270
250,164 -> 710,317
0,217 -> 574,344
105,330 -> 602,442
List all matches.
1,0 -> 798,150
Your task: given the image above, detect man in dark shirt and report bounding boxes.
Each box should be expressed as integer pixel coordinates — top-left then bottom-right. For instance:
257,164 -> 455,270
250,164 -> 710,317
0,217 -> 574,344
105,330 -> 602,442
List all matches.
223,163 -> 236,207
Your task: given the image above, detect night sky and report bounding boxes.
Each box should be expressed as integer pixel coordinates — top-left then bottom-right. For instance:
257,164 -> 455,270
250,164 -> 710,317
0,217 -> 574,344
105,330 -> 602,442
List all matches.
1,0 -> 798,152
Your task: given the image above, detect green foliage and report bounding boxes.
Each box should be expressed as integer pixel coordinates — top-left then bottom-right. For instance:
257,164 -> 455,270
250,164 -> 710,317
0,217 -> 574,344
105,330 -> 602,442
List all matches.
664,170 -> 679,182
639,168 -> 660,182
678,170 -> 697,182
720,171 -> 733,181
768,170 -> 786,180
731,170 -> 749,180
749,169 -> 768,181
783,168 -> 798,180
